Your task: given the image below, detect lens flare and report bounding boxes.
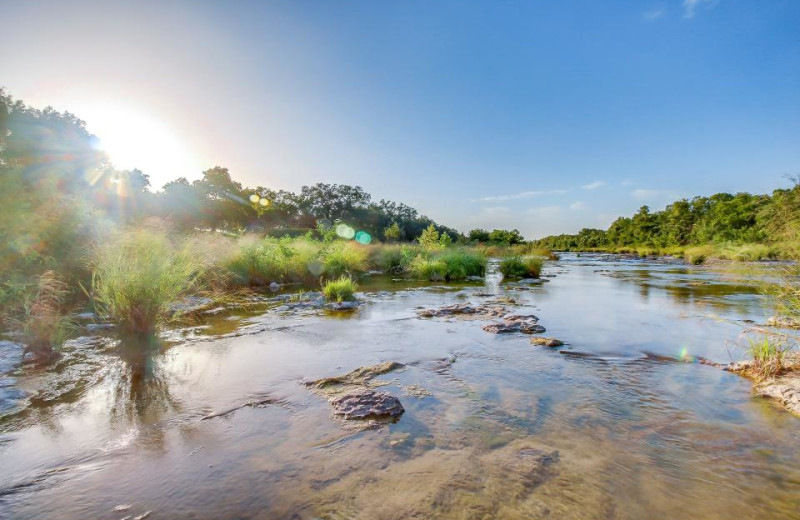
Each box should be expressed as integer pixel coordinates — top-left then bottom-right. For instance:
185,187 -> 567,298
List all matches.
307,260 -> 325,276
335,224 -> 355,239
259,198 -> 270,207
355,231 -> 372,244
249,194 -> 260,204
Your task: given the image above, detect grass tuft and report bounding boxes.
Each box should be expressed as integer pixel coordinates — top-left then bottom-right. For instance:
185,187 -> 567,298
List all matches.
499,256 -> 544,278
17,270 -> 73,360
91,230 -> 205,338
322,276 -> 358,302
747,336 -> 792,381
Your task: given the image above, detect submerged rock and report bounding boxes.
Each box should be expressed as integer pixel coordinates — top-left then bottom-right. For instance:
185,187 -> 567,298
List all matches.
305,361 -> 404,390
329,389 -> 404,420
417,302 -> 506,319
483,314 -> 545,334
530,337 -> 564,347
305,361 -> 406,428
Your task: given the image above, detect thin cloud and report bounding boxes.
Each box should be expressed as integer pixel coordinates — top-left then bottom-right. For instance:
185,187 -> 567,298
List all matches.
683,0 -> 719,19
620,180 -> 633,187
476,189 -> 568,202
631,188 -> 661,200
569,201 -> 585,211
581,181 -> 605,190
642,7 -> 665,21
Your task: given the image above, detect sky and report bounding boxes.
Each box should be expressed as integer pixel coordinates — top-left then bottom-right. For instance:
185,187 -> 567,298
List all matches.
1,0 -> 798,238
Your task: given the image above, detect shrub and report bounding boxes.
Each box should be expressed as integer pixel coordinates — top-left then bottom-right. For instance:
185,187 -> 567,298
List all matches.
91,230 -> 205,338
499,256 -> 544,278
322,276 -> 358,302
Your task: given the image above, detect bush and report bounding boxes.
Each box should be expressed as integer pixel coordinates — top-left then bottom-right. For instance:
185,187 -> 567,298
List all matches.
499,256 -> 544,278
322,276 -> 358,302
91,230 -> 205,338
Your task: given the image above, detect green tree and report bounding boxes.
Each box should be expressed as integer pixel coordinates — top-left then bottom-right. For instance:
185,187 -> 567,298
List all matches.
383,222 -> 403,242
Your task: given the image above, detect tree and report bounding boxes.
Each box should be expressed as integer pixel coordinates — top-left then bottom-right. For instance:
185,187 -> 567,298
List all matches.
418,224 -> 442,249
383,222 -> 403,242
468,229 -> 490,243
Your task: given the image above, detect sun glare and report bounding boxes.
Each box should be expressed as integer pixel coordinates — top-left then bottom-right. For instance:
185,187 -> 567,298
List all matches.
80,104 -> 202,190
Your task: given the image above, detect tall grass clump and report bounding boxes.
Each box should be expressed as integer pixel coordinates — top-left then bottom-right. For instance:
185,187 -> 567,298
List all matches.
684,245 -> 715,265
223,239 -> 288,286
322,276 -> 358,302
499,256 -> 544,278
437,249 -> 487,280
91,230 -> 205,338
370,244 -> 418,274
321,242 -> 368,278
747,336 -> 792,381
16,270 -> 73,361
409,255 -> 447,281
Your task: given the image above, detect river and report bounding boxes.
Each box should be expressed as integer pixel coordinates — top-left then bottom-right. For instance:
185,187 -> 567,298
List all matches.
1,253 -> 798,519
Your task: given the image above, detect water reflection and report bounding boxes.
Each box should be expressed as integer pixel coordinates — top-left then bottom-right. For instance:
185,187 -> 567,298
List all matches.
111,336 -> 181,429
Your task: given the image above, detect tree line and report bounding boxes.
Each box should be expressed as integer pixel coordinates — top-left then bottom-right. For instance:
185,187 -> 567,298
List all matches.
534,187 -> 800,252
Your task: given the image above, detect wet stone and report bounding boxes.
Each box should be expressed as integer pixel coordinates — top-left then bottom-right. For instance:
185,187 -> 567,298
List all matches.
329,389 -> 405,420
323,301 -> 361,311
530,337 -> 565,347
483,314 -> 545,334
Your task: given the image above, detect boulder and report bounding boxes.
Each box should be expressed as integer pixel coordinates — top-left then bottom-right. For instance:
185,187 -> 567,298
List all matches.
329,389 -> 405,420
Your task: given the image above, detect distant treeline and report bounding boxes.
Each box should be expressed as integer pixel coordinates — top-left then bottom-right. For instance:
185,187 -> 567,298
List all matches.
534,187 -> 800,254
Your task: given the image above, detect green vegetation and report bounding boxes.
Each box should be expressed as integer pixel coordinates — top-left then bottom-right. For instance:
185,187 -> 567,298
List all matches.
409,248 -> 486,281
746,336 -> 792,381
322,276 -> 358,303
535,184 -> 800,263
90,230 -> 205,338
499,256 -> 544,279
15,271 -> 73,360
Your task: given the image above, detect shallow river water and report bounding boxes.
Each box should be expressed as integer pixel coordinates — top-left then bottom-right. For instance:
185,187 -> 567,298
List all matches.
1,254 -> 799,519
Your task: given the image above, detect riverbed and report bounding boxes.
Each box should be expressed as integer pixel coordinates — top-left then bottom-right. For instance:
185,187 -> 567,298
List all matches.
1,254 -> 798,519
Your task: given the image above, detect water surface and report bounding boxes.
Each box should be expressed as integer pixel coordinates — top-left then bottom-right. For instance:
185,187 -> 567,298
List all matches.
1,254 -> 798,519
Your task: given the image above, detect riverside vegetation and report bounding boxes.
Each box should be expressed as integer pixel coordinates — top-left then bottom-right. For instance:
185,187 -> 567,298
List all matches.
0,89 -> 798,412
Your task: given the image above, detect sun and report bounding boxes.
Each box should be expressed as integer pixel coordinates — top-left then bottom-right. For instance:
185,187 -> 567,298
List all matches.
79,103 -> 202,190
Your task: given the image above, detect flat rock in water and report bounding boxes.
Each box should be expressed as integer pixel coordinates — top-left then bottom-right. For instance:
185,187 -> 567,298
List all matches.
417,302 -> 506,319
766,316 -> 800,329
530,337 -> 564,347
324,301 -> 360,311
483,314 -> 545,334
756,377 -> 800,416
329,389 -> 404,420
305,361 -> 404,390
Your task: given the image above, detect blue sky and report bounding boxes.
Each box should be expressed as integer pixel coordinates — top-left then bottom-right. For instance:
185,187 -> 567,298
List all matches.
1,0 -> 798,238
